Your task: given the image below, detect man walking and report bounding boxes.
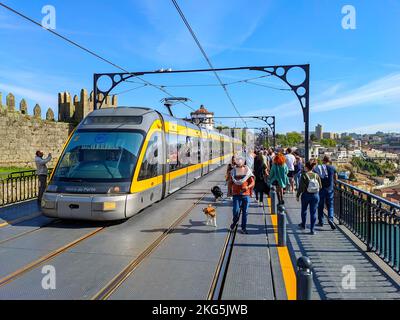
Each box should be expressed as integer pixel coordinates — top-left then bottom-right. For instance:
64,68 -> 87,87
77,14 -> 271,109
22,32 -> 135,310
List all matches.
314,155 -> 337,230
285,148 -> 296,193
35,150 -> 52,206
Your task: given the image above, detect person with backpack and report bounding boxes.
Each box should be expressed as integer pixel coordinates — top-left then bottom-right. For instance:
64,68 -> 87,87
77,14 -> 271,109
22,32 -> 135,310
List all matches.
230,157 -> 255,234
314,155 -> 338,230
296,160 -> 322,235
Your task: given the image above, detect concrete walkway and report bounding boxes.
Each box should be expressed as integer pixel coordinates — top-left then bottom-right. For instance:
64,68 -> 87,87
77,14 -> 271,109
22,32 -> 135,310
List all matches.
283,193 -> 400,300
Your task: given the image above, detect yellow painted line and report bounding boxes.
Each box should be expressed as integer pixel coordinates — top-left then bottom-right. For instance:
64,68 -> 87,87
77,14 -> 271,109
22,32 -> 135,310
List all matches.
268,198 -> 297,300
0,212 -> 42,228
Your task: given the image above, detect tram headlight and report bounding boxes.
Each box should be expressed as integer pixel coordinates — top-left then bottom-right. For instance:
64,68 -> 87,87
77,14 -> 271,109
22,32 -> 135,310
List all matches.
107,185 -> 128,194
102,202 -> 116,211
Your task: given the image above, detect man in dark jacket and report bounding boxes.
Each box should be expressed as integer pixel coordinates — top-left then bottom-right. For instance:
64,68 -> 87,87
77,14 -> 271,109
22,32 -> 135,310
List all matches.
35,150 -> 52,205
314,155 -> 337,230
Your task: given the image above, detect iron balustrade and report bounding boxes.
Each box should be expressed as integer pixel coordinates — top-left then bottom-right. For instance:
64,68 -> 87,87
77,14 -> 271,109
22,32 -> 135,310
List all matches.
0,169 -> 52,207
334,180 -> 400,274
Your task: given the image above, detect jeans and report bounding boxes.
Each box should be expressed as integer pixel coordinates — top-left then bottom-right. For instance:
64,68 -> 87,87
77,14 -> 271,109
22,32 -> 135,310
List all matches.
38,174 -> 48,205
294,171 -> 301,190
300,192 -> 319,232
318,188 -> 334,223
232,195 -> 250,230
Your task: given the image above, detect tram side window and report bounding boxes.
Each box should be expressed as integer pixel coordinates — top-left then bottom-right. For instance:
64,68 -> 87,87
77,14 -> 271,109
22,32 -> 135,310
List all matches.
167,133 -> 178,171
189,136 -> 200,165
138,132 -> 162,180
178,134 -> 189,168
212,139 -> 220,159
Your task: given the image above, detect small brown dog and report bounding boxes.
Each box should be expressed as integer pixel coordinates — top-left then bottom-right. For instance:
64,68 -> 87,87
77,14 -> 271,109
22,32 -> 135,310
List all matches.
203,204 -> 217,227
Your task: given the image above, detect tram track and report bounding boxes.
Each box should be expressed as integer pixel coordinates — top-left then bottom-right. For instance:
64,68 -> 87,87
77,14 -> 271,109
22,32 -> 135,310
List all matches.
91,192 -> 208,300
207,212 -> 239,300
0,218 -> 61,246
0,225 -> 105,288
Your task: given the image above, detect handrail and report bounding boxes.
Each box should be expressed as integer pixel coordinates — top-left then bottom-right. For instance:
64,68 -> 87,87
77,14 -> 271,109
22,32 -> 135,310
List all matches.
336,179 -> 400,211
0,168 -> 53,207
334,179 -> 400,274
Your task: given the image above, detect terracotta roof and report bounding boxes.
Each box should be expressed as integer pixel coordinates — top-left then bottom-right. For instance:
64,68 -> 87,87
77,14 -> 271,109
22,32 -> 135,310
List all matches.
191,105 -> 214,115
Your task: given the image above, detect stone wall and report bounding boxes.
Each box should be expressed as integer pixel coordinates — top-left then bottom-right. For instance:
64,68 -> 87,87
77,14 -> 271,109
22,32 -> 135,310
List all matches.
0,93 -> 74,168
0,88 -> 118,169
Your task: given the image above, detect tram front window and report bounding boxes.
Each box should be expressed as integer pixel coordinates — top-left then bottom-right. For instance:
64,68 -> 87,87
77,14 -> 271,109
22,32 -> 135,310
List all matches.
53,131 -> 144,182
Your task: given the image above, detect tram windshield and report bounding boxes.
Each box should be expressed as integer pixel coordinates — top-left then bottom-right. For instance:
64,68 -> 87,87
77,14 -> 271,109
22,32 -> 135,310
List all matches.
53,131 -> 144,182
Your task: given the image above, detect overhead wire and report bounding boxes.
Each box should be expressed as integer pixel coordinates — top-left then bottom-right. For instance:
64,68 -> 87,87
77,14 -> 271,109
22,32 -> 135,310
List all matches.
171,0 -> 247,126
0,2 -> 195,112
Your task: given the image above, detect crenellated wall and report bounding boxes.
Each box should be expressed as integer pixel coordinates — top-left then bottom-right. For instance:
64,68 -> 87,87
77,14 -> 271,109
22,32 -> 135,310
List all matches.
0,89 -> 118,168
58,89 -> 118,123
0,92 -> 73,168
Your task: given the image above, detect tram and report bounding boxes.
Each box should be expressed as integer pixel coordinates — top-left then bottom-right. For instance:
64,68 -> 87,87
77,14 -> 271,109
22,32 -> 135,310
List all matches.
41,107 -> 242,220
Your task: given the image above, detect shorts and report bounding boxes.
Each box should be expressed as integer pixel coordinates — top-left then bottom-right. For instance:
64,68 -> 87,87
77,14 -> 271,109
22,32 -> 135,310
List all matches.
287,170 -> 295,178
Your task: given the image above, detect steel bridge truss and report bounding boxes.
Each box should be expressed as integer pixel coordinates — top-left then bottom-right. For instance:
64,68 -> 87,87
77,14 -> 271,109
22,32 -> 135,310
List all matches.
93,64 -> 310,159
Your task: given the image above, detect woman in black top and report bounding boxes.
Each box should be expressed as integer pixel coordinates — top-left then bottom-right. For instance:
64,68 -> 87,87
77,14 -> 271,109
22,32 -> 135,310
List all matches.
253,152 -> 268,206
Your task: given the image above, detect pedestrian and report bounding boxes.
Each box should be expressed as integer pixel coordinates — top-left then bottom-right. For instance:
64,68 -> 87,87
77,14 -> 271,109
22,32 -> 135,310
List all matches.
35,150 -> 52,206
285,148 -> 296,193
230,157 -> 255,234
253,151 -> 269,207
293,151 -> 303,191
226,156 -> 236,199
296,160 -> 322,235
314,155 -> 337,230
268,152 -> 289,205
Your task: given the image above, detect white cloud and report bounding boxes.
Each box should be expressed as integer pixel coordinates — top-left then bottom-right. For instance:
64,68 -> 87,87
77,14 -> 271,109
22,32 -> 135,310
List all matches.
0,83 -> 56,108
248,72 -> 400,118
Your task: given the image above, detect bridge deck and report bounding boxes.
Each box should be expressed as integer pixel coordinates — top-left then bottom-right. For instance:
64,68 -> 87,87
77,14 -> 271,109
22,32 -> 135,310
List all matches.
0,166 -> 399,300
283,193 -> 400,300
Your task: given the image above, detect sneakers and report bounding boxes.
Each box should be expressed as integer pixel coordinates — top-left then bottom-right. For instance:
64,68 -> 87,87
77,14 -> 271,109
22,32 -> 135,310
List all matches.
316,222 -> 324,227
298,223 -> 306,230
328,220 -> 337,230
310,230 -> 316,235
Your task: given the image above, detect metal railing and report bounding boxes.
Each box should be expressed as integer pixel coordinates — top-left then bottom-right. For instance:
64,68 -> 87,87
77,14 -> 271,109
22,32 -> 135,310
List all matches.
334,180 -> 400,274
0,169 -> 52,207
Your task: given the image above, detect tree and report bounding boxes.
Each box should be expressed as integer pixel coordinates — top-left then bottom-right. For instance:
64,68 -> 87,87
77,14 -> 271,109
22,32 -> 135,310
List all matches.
320,138 -> 337,147
310,134 -> 318,142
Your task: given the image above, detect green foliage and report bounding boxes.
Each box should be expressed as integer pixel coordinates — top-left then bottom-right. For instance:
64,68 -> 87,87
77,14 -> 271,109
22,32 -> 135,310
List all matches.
310,134 -> 318,141
276,132 -> 303,147
351,157 -> 395,177
320,138 -> 337,147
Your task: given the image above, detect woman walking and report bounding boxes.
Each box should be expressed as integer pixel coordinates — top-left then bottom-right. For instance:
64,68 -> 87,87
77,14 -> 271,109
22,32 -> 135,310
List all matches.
253,151 -> 269,207
226,156 -> 236,199
296,160 -> 322,235
293,151 -> 303,191
268,152 -> 289,205
230,157 -> 255,234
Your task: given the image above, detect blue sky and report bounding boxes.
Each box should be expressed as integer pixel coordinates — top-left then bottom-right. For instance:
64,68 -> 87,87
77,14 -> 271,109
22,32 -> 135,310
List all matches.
0,0 -> 400,134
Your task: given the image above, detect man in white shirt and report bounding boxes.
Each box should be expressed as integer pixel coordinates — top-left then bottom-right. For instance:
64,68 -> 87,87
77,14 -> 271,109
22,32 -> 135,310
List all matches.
285,148 -> 296,193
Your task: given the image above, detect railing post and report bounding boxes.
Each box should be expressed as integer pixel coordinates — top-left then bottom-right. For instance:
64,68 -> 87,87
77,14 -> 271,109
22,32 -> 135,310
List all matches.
277,204 -> 287,247
296,256 -> 313,300
367,195 -> 372,252
338,187 -> 343,225
270,186 -> 277,215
